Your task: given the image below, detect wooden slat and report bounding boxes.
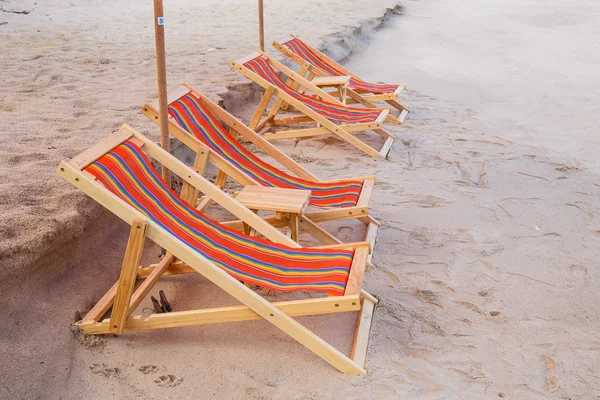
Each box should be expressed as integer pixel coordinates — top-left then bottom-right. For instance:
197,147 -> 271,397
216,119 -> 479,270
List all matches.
128,253 -> 174,315
138,259 -> 194,278
304,206 -> 369,223
379,137 -> 395,158
82,281 -> 119,322
361,289 -> 378,305
397,109 -> 409,124
69,129 -> 132,170
179,147 -> 210,205
363,221 -> 379,266
290,214 -> 299,242
298,216 -> 342,245
315,241 -> 370,251
321,175 -> 374,184
235,186 -> 310,213
249,87 -> 276,130
78,295 -> 361,334
344,245 -> 369,296
269,115 -> 314,126
262,127 -> 331,140
374,109 -> 390,124
373,128 -> 396,139
285,64 -> 310,95
350,297 -> 375,368
110,219 -> 148,334
311,75 -> 351,87
357,179 -> 375,207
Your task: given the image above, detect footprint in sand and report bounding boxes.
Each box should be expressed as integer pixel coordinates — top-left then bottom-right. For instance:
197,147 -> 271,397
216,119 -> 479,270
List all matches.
89,363 -> 120,378
154,374 -> 183,387
139,365 -> 160,375
336,226 -> 354,242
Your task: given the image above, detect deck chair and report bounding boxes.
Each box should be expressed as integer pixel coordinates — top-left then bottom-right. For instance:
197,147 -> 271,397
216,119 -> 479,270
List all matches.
231,51 -> 397,159
58,124 -> 377,374
141,83 -> 379,264
273,35 -> 410,124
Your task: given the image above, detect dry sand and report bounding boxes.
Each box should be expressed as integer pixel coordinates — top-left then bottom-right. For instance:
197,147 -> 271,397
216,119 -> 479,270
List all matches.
1,0 -> 599,399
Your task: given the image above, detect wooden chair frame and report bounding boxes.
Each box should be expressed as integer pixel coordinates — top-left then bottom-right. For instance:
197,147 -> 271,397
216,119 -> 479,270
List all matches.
230,51 -> 396,159
272,35 -> 410,124
58,124 -> 377,374
141,84 -> 380,265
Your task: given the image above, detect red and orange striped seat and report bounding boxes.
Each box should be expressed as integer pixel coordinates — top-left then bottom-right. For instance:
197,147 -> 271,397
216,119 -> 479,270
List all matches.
282,37 -> 399,95
168,93 -> 365,208
84,140 -> 354,296
242,56 -> 382,124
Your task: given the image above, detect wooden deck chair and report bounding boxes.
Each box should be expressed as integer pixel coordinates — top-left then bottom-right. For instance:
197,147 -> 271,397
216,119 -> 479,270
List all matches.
141,84 -> 379,264
230,51 -> 396,159
272,35 -> 410,124
57,124 -> 377,374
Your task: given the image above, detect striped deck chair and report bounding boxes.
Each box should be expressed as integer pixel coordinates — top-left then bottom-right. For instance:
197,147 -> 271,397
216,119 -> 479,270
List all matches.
142,84 -> 379,265
230,51 -> 397,159
273,35 -> 410,124
58,124 -> 377,374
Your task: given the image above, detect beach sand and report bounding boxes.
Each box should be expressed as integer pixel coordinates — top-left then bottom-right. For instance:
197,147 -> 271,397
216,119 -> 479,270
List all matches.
1,0 -> 599,398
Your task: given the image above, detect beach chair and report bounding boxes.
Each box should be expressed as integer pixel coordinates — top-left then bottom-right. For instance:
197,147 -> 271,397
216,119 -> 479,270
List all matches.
58,124 -> 377,374
230,51 -> 396,159
141,84 -> 379,263
272,35 -> 409,124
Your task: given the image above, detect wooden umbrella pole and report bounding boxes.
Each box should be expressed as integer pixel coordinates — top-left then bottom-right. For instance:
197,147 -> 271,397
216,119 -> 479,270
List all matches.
258,0 -> 264,51
153,0 -> 171,186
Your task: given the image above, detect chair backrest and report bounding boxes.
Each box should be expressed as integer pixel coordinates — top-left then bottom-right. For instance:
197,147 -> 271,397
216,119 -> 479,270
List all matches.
167,93 -> 363,208
279,37 -> 400,95
84,139 -> 354,295
281,37 -> 347,78
241,55 -> 381,124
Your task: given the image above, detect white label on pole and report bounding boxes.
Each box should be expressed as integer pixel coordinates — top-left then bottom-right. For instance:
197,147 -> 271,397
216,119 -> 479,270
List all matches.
157,17 -> 165,25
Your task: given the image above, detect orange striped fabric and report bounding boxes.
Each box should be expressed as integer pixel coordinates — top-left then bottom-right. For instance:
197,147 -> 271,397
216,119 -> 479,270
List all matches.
168,93 -> 364,208
282,37 -> 399,94
84,141 -> 354,295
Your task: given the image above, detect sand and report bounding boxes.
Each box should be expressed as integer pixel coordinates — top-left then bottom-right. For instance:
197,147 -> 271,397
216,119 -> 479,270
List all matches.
1,0 -> 599,398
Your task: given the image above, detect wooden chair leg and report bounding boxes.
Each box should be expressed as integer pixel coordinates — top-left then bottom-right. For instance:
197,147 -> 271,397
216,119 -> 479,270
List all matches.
215,171 -> 227,188
386,99 -> 410,113
110,219 -> 148,334
362,218 -> 379,268
379,137 -> 395,159
350,296 -> 376,368
127,253 -> 174,315
290,213 -> 299,241
249,87 -> 276,130
298,215 -> 342,245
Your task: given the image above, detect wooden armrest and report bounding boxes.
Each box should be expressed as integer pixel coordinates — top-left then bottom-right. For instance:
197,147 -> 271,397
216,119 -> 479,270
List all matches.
321,176 -> 375,184
311,75 -> 351,87
235,186 -> 311,214
312,241 -> 370,252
